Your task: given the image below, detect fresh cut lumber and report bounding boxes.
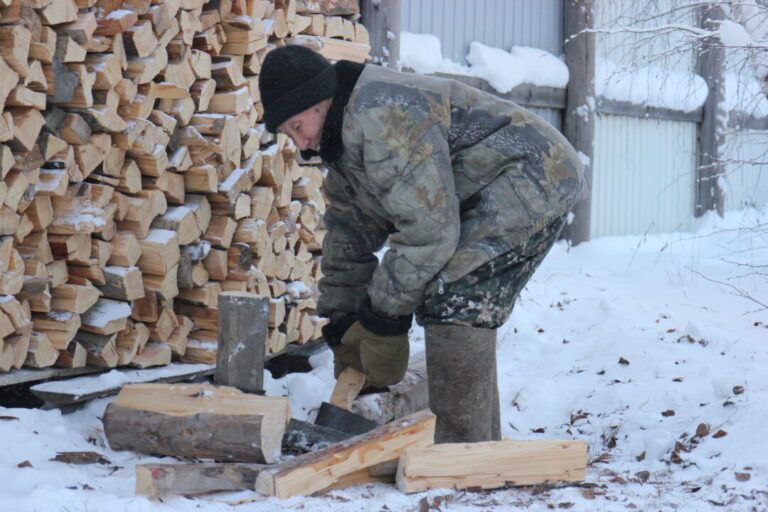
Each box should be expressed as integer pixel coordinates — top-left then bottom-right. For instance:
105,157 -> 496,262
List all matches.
255,409 -> 436,499
396,439 -> 588,493
103,383 -> 290,463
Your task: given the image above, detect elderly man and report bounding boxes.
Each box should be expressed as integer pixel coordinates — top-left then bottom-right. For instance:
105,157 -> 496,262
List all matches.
258,45 -> 584,443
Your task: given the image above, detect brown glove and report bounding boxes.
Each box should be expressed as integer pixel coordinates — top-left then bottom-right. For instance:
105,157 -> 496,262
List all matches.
339,296 -> 412,387
321,314 -> 362,378
341,321 -> 409,388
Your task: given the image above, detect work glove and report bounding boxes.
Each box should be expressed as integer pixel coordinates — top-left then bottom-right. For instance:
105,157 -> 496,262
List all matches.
340,296 -> 412,388
321,314 -> 362,378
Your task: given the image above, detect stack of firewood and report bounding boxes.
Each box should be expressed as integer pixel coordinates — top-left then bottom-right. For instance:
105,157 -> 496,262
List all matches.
0,0 -> 370,374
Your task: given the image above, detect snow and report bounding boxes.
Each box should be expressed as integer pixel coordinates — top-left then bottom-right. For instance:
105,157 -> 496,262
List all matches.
466,42 -> 569,91
45,310 -> 76,323
143,229 -> 177,244
719,19 -> 754,48
30,364 -> 214,398
105,9 -> 133,20
724,70 -> 768,117
2,207 -> 768,510
50,207 -> 106,230
595,59 -> 709,113
80,299 -> 131,329
103,266 -> 137,276
286,280 -> 312,300
399,32 -> 569,93
162,206 -> 191,222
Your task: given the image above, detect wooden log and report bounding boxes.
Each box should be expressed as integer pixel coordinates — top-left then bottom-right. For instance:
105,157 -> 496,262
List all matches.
103,383 -> 290,463
115,321 -> 150,365
255,410 -> 436,498
24,332 -> 59,368
135,462 -> 268,499
98,266 -> 144,301
108,232 -> 141,267
130,341 -> 171,368
396,439 -> 588,493
76,329 -> 119,367
56,341 -> 87,368
215,292 -> 268,394
80,298 -> 132,335
138,229 -> 180,276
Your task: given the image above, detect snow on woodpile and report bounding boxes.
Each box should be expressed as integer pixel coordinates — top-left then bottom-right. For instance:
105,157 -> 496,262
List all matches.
80,299 -> 132,329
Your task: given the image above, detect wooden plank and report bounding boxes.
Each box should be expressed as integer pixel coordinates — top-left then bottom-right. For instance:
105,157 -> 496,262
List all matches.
255,409 -> 436,498
596,99 -> 703,124
396,439 -> 588,493
360,0 -> 400,67
30,363 -> 214,407
695,4 -> 725,218
214,292 -> 268,394
562,0 -> 595,245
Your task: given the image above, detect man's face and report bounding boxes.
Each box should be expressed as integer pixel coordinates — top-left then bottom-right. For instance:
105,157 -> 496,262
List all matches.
279,104 -> 326,152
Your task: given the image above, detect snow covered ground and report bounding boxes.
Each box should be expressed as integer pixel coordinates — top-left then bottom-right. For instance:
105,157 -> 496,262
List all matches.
1,207 -> 767,512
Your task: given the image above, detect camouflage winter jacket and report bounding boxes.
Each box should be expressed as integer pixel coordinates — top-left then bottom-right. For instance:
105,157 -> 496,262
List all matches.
316,62 -> 585,320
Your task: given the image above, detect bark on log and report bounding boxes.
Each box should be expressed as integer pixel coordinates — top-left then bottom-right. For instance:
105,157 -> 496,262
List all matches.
103,383 -> 289,463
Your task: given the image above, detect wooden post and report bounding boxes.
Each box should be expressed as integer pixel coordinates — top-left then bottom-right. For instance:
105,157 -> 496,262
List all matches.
696,4 -> 726,217
215,291 -> 268,394
360,0 -> 400,68
562,0 -> 595,245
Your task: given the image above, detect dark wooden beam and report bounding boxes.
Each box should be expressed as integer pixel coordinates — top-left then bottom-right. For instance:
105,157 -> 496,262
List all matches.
215,292 -> 268,394
696,4 -> 726,217
596,99 -> 703,124
562,0 -> 596,245
727,110 -> 768,130
360,0 -> 400,68
433,73 -> 566,110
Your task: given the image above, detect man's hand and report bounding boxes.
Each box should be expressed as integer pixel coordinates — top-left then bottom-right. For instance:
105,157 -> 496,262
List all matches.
341,321 -> 409,388
321,315 -> 362,378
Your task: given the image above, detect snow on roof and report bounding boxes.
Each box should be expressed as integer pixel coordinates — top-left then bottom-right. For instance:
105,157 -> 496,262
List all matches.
595,59 -> 708,113
399,31 -> 569,93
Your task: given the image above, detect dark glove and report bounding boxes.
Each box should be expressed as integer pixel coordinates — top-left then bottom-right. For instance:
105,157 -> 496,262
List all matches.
339,296 -> 412,388
322,314 -> 362,377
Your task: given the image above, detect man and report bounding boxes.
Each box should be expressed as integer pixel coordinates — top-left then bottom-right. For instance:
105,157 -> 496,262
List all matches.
258,45 -> 585,443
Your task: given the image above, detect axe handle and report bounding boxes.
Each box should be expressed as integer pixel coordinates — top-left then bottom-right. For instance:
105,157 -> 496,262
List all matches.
329,367 -> 366,410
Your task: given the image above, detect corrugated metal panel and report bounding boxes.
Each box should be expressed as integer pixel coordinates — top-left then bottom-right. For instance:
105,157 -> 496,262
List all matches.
594,0 -> 696,74
722,130 -> 768,210
401,0 -> 563,64
592,114 -> 697,237
400,1 -> 563,132
529,107 -> 561,131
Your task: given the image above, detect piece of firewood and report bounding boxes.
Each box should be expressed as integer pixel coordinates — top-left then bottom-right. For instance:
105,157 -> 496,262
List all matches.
255,410 -> 436,498
130,341 -> 171,368
80,299 -> 131,335
396,439 -> 588,493
103,383 -> 290,463
135,462 -> 269,499
76,329 -> 119,367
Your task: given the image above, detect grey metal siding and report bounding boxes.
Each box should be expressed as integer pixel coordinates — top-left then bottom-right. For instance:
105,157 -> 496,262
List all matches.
401,0 -> 564,64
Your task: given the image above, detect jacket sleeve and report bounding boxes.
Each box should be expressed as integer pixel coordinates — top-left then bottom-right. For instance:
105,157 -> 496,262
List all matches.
359,102 -> 461,318
317,170 -> 389,319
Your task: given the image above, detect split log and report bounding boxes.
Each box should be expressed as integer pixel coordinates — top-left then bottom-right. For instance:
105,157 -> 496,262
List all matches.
255,410 -> 436,498
396,439 -> 588,493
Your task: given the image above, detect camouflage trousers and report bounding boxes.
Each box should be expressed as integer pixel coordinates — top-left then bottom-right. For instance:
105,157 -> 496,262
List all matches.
415,214 -> 568,329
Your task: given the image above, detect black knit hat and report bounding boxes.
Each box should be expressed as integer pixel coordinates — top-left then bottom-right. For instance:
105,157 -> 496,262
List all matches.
259,45 -> 338,133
